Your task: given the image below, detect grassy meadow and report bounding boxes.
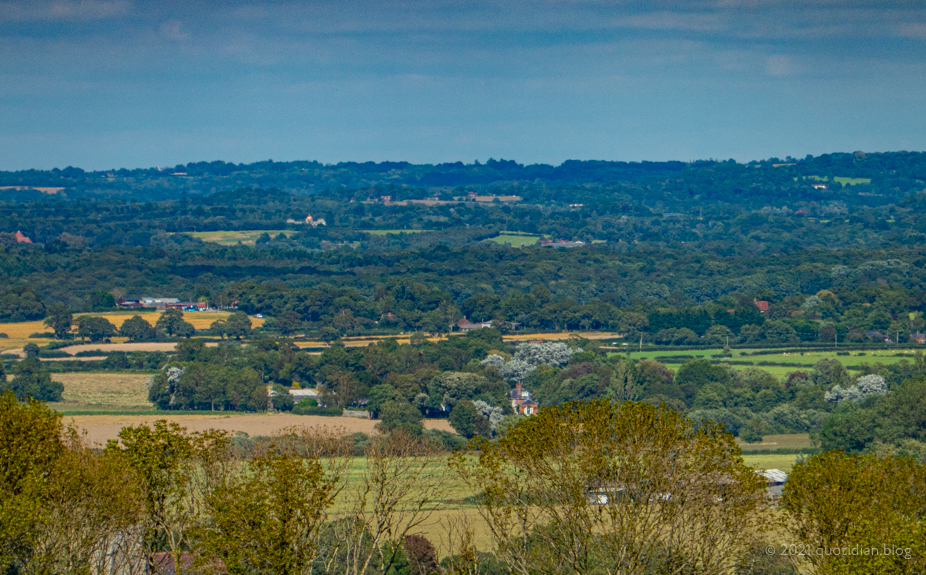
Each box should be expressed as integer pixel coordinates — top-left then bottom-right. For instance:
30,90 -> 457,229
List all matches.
182,230 -> 297,245
485,233 -> 541,247
48,372 -> 154,412
613,346 -> 923,378
361,229 -> 430,235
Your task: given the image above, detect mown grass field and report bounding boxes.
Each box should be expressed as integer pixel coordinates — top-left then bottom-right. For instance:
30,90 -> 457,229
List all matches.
183,230 -> 297,245
615,347 -> 923,378
486,233 -> 541,247
48,372 -> 154,411
361,229 -> 430,235
805,175 -> 872,186
740,453 -> 806,472
737,433 -> 812,452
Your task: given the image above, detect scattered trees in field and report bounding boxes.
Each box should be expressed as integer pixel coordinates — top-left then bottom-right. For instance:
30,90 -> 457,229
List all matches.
74,315 -> 117,342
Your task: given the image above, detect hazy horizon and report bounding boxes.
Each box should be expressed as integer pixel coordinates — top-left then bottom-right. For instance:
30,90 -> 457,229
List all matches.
2,0 -> 925,171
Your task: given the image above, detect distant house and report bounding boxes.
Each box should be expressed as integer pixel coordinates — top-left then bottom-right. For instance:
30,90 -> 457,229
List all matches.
866,331 -> 889,342
165,301 -> 208,312
287,214 -> 327,227
811,183 -> 827,190
457,318 -> 493,331
910,333 -> 926,344
538,239 -> 586,249
757,468 -> 788,498
14,231 -> 32,244
516,399 -> 538,416
119,297 -> 180,310
510,382 -> 538,415
289,388 -> 320,400
753,299 -> 770,313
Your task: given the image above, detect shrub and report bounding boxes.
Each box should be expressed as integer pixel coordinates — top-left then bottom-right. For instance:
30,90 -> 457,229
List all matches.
292,400 -> 341,416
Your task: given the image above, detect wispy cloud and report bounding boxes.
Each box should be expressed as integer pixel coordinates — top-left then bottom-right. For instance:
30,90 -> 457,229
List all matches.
0,0 -> 130,21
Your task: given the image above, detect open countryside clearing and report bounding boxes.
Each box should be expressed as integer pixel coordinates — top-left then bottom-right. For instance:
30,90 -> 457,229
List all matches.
0,311 -> 264,353
66,413 -> 454,447
178,230 -> 297,245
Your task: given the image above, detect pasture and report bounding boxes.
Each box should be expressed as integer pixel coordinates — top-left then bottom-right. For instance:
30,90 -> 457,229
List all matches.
805,175 -> 872,186
486,233 -> 541,247
737,433 -> 812,452
49,372 -> 154,412
617,346 -> 923,378
740,453 -> 805,472
183,230 -> 297,245
361,229 -> 430,235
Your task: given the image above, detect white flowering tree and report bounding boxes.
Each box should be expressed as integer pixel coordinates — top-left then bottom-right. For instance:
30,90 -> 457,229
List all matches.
481,343 -> 582,382
825,374 -> 887,404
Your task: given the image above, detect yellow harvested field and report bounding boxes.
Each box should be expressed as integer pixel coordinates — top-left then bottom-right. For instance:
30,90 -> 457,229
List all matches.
57,342 -> 192,354
67,413 -> 454,447
0,311 -> 263,354
294,330 -> 625,349
51,372 -> 152,409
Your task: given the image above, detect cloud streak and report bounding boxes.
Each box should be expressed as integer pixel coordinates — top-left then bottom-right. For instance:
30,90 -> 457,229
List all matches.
0,0 -> 130,21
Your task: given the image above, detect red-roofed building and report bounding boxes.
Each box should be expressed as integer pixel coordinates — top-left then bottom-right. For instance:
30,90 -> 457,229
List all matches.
509,382 -> 538,415
15,231 -> 32,244
754,299 -> 769,313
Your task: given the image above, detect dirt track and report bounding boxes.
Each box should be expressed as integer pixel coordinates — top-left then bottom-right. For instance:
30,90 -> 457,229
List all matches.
66,413 -> 455,447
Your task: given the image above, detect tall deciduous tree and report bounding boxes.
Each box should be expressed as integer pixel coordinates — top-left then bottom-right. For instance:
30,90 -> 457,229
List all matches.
224,311 -> 252,340
783,450 -> 926,574
452,399 -> 767,575
43,304 -> 72,339
119,314 -> 156,342
105,421 -> 231,573
74,315 -> 117,343
155,308 -> 194,338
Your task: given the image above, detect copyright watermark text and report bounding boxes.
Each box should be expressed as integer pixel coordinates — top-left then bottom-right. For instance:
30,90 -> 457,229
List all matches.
766,544 -> 912,560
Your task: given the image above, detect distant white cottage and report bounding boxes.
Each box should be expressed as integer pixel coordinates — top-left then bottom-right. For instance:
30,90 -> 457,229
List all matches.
286,214 -> 327,227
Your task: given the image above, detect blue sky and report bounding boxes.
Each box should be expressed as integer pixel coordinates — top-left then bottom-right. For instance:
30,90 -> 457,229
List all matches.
1,0 -> 925,170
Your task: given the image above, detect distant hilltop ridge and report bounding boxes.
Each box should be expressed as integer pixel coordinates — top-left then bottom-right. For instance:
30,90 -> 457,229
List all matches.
0,150 -> 923,203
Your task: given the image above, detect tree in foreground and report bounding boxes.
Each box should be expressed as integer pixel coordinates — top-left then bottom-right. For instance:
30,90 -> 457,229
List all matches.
452,399 -> 768,575
0,392 -> 144,574
203,429 -> 351,575
783,450 -> 926,574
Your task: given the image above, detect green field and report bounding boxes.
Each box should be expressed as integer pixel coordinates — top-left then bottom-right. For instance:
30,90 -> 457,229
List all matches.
486,233 -> 541,247
737,433 -> 812,452
182,230 -> 297,245
805,175 -> 872,186
361,229 -> 431,235
611,347 -> 923,377
834,176 -> 872,185
740,453 -> 805,471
